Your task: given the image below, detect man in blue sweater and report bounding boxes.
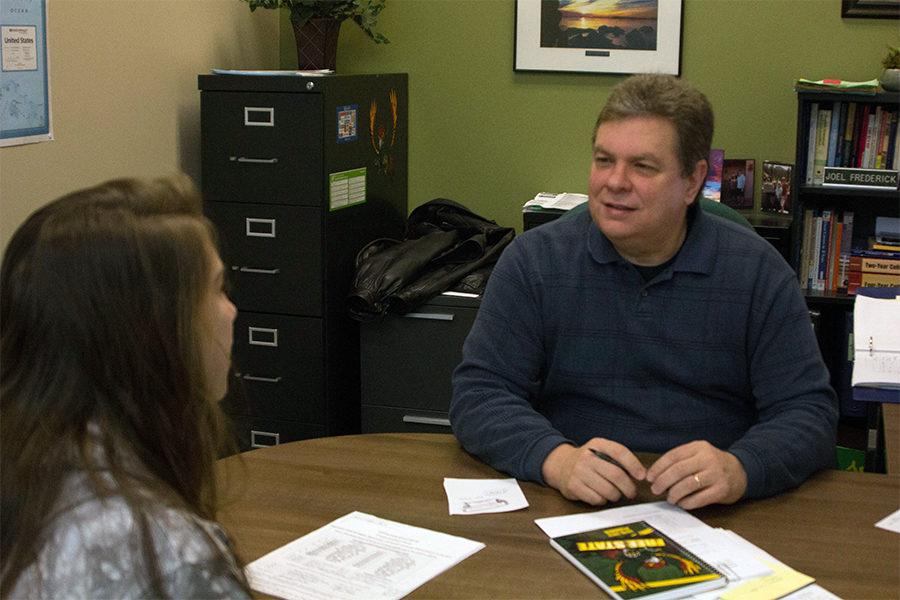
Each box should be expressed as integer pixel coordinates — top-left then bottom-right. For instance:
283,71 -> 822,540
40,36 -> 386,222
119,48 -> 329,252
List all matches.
450,75 -> 837,510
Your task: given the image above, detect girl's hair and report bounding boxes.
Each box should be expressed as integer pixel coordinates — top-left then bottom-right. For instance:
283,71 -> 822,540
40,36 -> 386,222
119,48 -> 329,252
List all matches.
0,175 -> 246,595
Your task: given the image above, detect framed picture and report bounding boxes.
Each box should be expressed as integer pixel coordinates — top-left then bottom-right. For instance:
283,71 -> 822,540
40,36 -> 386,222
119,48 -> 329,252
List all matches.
701,149 -> 724,203
514,0 -> 684,74
722,159 -> 755,210
761,161 -> 793,214
841,0 -> 900,19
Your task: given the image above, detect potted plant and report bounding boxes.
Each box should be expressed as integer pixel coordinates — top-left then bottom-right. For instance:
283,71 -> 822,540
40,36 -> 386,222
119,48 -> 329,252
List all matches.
242,0 -> 389,71
881,45 -> 900,92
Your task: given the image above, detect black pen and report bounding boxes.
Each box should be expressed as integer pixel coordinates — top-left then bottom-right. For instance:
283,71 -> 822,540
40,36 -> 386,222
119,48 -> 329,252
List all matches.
590,448 -> 626,471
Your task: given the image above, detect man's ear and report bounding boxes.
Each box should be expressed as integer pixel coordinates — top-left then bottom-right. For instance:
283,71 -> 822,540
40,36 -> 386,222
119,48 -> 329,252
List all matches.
685,159 -> 708,205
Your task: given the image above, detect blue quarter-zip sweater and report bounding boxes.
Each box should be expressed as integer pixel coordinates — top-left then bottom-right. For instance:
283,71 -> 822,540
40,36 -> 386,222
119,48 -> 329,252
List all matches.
450,206 -> 837,500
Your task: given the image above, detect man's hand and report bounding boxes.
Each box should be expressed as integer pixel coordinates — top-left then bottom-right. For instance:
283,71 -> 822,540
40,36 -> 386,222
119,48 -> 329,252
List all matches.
646,441 -> 747,509
541,439 -> 646,505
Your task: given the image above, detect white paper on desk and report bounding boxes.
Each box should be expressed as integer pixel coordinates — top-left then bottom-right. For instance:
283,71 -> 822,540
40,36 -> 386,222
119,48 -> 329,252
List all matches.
852,294 -> 900,388
875,507 -> 900,533
676,528 -> 771,583
443,477 -> 529,515
245,511 -> 484,600
522,192 -> 588,210
781,583 -> 842,599
534,501 -> 711,539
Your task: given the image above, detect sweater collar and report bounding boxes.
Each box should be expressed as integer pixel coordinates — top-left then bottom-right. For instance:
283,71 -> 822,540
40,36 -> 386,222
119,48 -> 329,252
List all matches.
586,203 -> 717,275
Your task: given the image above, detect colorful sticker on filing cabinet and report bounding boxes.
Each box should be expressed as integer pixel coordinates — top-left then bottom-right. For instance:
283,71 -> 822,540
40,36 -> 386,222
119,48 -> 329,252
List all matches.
336,104 -> 358,143
329,167 -> 366,211
369,89 -> 399,174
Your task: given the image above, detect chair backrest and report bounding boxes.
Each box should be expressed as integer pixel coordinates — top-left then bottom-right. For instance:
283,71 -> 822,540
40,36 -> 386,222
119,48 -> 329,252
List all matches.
563,198 -> 754,230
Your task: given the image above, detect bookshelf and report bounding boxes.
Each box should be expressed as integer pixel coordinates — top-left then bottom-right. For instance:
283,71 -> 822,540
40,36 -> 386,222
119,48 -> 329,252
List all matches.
789,89 -> 899,470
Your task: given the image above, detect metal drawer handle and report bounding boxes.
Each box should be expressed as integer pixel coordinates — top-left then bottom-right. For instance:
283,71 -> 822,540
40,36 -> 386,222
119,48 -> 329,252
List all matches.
250,430 -> 280,448
244,106 -> 274,127
230,156 -> 279,164
233,266 -> 280,275
403,312 -> 454,321
402,415 -> 451,428
242,375 -> 282,383
246,218 -> 276,238
248,326 -> 278,347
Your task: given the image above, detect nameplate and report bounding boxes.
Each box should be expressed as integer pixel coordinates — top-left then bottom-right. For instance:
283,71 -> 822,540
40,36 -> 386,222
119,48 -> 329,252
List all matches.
823,167 -> 899,190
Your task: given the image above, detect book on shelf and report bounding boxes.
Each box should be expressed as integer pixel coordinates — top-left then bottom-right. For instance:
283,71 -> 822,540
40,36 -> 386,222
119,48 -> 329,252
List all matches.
848,272 -> 900,295
849,249 -> 900,274
799,208 -> 861,292
803,100 -> 899,183
816,209 -> 832,291
847,246 -> 900,294
549,520 -> 726,600
841,102 -> 857,167
827,101 -> 842,168
805,102 -> 819,184
838,211 -> 855,289
812,108 -> 831,185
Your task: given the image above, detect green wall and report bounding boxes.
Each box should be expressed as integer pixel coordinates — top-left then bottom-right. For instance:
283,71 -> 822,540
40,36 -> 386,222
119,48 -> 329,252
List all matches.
280,0 -> 898,230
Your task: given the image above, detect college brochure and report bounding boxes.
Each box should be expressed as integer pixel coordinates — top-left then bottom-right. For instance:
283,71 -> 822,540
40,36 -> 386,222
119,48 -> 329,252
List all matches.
550,520 -> 726,600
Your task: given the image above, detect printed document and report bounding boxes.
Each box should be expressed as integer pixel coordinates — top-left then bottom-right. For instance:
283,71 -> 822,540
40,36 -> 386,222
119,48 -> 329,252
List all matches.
852,294 -> 900,389
245,511 -> 484,600
875,508 -> 900,533
522,192 -> 588,211
443,477 -> 529,515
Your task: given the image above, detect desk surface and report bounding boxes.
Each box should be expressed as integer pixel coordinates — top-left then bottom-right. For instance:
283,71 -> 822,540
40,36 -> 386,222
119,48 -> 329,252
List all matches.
216,433 -> 899,599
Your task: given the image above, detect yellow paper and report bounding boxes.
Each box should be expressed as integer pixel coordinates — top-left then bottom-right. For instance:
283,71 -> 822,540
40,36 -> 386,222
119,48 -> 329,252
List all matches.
721,560 -> 814,600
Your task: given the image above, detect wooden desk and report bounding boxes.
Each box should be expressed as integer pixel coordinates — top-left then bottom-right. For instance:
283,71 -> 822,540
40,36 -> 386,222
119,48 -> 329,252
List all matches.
216,433 -> 900,599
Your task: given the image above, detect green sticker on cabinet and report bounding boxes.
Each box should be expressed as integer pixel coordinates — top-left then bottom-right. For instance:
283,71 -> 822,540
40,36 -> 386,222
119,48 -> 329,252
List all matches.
329,167 -> 367,211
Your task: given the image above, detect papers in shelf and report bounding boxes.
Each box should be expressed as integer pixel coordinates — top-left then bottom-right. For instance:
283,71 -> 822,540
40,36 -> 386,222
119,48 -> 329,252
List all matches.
211,68 -> 333,76
245,511 -> 484,600
522,192 -> 588,211
794,78 -> 879,93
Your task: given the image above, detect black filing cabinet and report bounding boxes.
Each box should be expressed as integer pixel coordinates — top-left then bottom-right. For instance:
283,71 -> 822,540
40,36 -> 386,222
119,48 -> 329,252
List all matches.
360,293 -> 480,433
199,73 -> 408,450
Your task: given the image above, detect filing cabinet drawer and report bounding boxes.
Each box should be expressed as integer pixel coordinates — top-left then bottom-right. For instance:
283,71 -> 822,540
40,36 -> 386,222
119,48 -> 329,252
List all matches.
360,296 -> 479,414
206,201 -> 323,315
361,405 -> 451,434
201,91 -> 324,206
225,312 -> 325,423
226,414 -> 325,452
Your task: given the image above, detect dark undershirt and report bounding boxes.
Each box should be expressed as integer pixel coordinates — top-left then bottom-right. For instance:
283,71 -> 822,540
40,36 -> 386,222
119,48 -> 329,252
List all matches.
634,255 -> 677,282
631,203 -> 698,282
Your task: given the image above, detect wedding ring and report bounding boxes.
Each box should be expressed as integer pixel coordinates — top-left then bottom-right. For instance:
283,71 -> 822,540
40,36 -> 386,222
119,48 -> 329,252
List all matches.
693,473 -> 702,487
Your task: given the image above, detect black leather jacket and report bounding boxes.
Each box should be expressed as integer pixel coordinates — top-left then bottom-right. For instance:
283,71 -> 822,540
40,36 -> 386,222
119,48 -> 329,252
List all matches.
348,198 -> 515,322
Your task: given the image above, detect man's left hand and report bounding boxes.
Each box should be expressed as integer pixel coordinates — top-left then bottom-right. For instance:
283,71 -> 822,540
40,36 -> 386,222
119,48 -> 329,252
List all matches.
645,441 -> 747,509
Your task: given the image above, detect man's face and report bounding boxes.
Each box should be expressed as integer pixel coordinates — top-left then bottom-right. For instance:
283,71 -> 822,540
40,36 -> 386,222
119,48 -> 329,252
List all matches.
588,115 -> 706,264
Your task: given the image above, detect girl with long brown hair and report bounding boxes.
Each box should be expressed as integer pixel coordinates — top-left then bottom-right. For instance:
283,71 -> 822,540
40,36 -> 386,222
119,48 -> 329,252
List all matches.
1,175 -> 251,598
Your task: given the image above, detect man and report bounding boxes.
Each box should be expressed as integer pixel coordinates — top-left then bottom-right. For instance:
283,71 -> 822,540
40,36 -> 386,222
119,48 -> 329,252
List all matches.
450,75 -> 836,510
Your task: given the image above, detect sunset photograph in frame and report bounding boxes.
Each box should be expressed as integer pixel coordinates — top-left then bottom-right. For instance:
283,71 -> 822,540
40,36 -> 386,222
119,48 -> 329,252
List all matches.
515,0 -> 683,74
